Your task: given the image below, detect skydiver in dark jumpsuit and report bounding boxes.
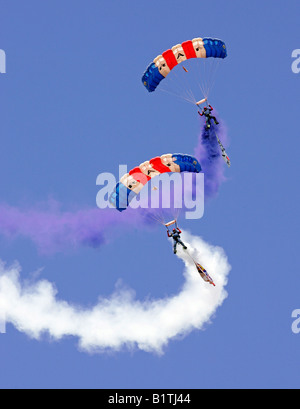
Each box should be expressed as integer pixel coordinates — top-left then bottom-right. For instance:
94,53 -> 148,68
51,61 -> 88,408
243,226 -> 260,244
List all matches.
167,227 -> 187,254
198,105 -> 219,129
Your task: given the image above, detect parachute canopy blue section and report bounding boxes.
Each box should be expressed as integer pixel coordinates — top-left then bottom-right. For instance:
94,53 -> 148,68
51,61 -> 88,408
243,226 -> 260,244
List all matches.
203,38 -> 227,58
142,63 -> 165,92
109,183 -> 137,212
173,154 -> 202,173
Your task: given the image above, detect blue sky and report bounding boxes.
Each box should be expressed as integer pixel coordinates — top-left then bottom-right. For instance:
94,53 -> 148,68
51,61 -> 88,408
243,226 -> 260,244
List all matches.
0,0 -> 299,389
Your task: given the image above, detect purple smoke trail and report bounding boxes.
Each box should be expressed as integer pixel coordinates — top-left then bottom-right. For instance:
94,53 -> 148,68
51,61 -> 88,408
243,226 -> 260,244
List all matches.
0,202 -> 147,254
194,116 -> 229,200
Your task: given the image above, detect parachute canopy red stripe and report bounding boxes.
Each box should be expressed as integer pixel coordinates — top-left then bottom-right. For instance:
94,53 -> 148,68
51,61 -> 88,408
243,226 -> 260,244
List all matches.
162,49 -> 178,70
181,40 -> 197,59
150,157 -> 171,173
129,167 -> 151,185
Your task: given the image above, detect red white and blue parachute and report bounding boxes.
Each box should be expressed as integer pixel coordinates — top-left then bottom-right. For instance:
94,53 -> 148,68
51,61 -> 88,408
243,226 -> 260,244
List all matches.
142,37 -> 227,93
109,154 -> 201,212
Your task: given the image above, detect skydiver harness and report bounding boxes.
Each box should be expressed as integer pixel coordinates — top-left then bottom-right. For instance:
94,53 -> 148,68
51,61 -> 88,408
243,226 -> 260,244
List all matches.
168,229 -> 181,242
165,220 -> 187,253
198,104 -> 219,128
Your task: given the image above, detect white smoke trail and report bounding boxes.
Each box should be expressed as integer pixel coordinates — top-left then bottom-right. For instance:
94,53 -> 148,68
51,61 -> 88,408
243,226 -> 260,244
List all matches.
0,232 -> 230,354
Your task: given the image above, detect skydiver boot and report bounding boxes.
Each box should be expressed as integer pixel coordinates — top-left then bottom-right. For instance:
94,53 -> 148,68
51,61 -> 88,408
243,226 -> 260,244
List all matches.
179,241 -> 187,250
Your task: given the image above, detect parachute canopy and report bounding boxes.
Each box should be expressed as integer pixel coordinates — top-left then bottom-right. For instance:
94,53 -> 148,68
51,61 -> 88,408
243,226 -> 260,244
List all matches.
142,37 -> 227,92
109,154 -> 202,212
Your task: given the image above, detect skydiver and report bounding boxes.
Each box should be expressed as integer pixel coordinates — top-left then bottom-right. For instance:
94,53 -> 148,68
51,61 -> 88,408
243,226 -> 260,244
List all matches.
198,104 -> 219,129
167,227 -> 187,254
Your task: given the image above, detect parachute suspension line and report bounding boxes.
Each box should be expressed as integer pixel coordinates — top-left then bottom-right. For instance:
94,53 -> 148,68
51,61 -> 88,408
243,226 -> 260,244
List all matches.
159,86 -> 196,106
185,248 -> 196,264
197,77 -> 208,101
196,74 -> 206,100
210,59 -> 221,98
159,87 -> 185,103
147,194 -> 182,230
202,60 -> 210,99
158,70 -> 183,102
147,211 -> 166,227
158,208 -> 169,226
157,58 -> 222,107
203,57 -> 208,98
172,206 -> 180,225
171,68 -> 197,105
194,58 -> 220,100
149,187 -> 173,227
174,68 -> 197,105
205,59 -> 221,99
193,58 -> 207,99
158,65 -> 197,106
154,214 -> 166,225
184,87 -> 197,105
194,60 -> 208,101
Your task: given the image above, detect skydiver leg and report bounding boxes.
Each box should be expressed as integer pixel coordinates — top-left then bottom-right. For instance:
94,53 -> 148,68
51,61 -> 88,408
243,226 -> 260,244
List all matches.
177,239 -> 187,250
173,241 -> 178,254
211,115 -> 219,125
205,117 -> 211,129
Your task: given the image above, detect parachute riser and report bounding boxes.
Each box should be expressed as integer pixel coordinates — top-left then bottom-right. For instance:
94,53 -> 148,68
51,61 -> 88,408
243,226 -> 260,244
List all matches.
164,219 -> 178,233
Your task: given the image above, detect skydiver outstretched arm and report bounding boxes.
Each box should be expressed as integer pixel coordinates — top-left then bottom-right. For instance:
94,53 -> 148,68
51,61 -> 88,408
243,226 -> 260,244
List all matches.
208,105 -> 213,110
167,231 -> 172,238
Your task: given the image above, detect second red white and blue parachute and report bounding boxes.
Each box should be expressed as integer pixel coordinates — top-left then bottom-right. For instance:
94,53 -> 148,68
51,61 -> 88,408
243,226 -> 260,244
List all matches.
109,153 -> 201,211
